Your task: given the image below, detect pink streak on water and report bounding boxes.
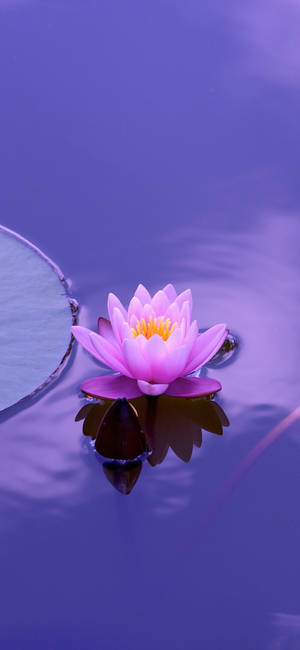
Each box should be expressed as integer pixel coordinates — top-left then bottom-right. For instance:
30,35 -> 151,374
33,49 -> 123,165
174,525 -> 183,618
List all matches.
201,406 -> 300,525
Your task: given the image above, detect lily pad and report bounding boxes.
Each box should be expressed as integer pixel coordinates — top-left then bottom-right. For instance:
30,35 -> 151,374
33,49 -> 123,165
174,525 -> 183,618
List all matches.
0,226 -> 77,413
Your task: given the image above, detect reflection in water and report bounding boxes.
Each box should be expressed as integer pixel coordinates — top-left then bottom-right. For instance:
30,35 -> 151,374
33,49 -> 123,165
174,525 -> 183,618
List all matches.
205,332 -> 239,368
76,396 -> 229,494
102,461 -> 143,495
75,401 -> 108,438
95,398 -> 150,460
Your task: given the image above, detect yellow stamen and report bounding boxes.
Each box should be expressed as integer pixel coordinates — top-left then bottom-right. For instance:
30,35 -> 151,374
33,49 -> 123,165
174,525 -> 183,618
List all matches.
131,316 -> 178,341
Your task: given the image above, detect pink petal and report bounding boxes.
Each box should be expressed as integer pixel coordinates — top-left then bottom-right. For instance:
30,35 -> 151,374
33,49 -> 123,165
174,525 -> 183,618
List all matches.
166,376 -> 222,397
162,283 -> 177,302
128,296 -> 143,321
97,318 -> 117,347
151,290 -> 170,316
134,333 -> 148,351
165,326 -> 182,352
143,334 -> 167,378
107,293 -> 127,322
164,301 -> 180,323
134,284 -> 151,305
121,322 -> 132,341
184,320 -> 199,350
175,289 -> 192,312
129,314 -> 139,329
137,380 -> 169,396
111,307 -> 126,345
184,324 -> 228,375
122,338 -> 152,381
141,303 -> 156,322
81,374 -> 143,399
72,325 -> 102,361
90,333 -> 132,376
179,300 -> 191,330
179,318 -> 186,341
165,320 -> 197,355
72,326 -> 131,376
152,344 -> 190,383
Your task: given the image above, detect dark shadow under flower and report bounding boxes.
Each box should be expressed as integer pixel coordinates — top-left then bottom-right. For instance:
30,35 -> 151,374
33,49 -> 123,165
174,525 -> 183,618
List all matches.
76,395 -> 229,493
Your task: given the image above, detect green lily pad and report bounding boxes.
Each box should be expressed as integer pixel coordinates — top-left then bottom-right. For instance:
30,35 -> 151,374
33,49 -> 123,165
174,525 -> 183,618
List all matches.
0,226 -> 77,413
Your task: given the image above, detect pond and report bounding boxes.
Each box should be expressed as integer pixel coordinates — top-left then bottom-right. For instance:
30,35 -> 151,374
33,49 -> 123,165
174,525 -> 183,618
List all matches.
1,1 -> 300,649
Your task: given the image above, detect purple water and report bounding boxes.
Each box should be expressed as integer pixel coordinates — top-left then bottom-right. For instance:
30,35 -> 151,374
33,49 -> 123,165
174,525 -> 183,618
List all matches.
1,1 -> 300,648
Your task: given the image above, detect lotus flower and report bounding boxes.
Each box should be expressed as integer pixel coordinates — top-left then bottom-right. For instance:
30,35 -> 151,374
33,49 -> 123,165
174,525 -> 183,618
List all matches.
72,284 -> 228,399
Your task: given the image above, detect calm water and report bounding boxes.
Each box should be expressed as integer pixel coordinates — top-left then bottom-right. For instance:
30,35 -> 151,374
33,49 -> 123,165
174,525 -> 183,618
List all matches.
1,1 -> 300,648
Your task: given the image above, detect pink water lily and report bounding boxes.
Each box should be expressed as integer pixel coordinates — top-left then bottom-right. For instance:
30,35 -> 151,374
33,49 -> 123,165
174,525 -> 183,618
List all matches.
72,284 -> 228,399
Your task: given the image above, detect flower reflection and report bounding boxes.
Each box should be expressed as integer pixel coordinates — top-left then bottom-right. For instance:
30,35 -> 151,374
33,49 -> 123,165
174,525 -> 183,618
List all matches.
94,398 -> 150,461
102,460 -> 143,495
141,395 -> 228,466
75,396 -> 229,494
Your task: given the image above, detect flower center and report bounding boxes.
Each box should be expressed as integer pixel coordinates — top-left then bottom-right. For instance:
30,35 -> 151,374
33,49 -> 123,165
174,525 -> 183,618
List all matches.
131,316 -> 178,341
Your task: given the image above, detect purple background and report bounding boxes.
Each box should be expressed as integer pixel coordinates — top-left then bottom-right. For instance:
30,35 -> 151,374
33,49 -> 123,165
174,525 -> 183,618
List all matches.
1,1 -> 300,648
